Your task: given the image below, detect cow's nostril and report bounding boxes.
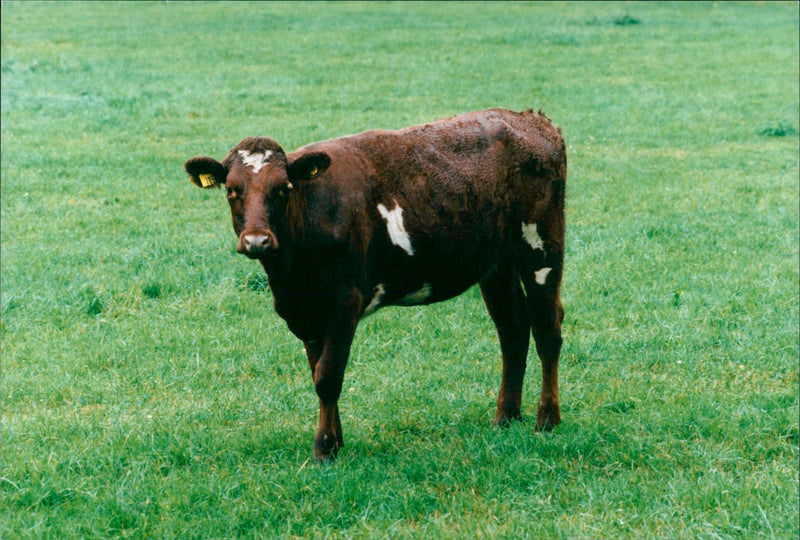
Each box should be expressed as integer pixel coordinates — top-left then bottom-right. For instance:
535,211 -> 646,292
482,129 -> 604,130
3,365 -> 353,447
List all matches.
245,234 -> 263,251
240,233 -> 276,255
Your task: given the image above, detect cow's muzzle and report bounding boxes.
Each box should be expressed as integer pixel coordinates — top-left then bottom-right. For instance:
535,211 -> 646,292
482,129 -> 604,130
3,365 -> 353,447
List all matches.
237,230 -> 279,257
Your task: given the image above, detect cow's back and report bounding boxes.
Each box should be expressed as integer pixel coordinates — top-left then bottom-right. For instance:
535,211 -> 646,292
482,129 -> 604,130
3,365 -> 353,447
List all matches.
340,108 -> 564,195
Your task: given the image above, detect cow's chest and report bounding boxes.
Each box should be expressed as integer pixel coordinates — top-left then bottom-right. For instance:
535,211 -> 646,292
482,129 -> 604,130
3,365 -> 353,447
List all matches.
269,284 -> 333,341
264,260 -> 344,341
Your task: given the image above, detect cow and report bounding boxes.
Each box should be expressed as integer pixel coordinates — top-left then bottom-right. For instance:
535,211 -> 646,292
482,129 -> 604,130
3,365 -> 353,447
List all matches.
184,108 -> 566,463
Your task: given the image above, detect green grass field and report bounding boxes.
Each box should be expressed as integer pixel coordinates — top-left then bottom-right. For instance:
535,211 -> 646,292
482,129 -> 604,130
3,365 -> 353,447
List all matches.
2,1 -> 798,538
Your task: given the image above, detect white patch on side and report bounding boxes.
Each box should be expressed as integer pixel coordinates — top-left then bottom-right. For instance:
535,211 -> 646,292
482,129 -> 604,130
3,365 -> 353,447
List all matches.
535,267 -> 552,285
521,222 -> 544,252
377,200 -> 415,256
397,283 -> 433,305
363,284 -> 386,317
238,149 -> 273,173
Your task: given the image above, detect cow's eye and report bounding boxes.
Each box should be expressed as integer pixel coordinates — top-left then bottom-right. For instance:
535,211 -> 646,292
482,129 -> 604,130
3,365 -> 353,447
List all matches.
226,187 -> 238,199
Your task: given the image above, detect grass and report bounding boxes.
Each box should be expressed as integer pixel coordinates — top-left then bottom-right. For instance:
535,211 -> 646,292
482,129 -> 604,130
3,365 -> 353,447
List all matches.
2,1 -> 798,538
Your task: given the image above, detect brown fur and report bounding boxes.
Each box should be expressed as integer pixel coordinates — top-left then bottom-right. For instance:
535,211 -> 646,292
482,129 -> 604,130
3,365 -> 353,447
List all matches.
185,108 -> 566,462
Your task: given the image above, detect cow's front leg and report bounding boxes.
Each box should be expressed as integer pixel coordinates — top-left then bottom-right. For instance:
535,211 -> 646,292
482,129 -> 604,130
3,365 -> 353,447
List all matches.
308,288 -> 361,463
304,340 -> 343,448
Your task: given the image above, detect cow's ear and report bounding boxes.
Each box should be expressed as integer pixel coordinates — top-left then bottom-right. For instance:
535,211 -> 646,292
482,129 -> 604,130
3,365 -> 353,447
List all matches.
287,151 -> 331,182
184,156 -> 227,188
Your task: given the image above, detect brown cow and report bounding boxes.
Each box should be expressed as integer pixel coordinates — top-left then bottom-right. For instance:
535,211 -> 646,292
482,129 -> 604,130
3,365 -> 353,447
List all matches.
184,108 -> 566,463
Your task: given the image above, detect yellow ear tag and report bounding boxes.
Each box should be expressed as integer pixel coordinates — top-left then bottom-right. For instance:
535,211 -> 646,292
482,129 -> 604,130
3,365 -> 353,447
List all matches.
198,173 -> 216,187
309,166 -> 318,177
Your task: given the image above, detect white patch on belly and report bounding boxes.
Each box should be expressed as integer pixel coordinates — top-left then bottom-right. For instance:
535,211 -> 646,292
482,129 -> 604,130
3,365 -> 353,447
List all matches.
377,200 -> 414,256
238,149 -> 273,173
397,283 -> 432,305
521,222 -> 544,252
363,284 -> 385,317
534,267 -> 552,285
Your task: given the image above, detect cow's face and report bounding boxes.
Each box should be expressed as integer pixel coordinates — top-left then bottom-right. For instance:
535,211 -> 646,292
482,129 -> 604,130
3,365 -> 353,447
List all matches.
184,137 -> 330,259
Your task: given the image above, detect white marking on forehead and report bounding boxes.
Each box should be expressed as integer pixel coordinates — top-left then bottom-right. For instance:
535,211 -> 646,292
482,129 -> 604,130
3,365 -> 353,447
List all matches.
534,267 -> 552,285
237,149 -> 273,173
397,283 -> 432,305
522,222 -> 544,252
377,200 -> 414,256
363,284 -> 385,317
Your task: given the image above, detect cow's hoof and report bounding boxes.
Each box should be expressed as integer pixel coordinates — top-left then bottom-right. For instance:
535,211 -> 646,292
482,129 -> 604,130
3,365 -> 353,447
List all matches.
493,411 -> 523,427
535,403 -> 561,432
313,435 -> 340,464
493,399 -> 523,427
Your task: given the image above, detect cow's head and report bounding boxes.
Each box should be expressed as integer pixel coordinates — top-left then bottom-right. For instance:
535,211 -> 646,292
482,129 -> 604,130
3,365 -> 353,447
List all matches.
184,137 -> 330,259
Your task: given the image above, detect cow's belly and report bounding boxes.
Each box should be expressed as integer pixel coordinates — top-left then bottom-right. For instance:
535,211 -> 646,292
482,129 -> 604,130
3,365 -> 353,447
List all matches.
364,232 -> 506,316
362,272 -> 485,318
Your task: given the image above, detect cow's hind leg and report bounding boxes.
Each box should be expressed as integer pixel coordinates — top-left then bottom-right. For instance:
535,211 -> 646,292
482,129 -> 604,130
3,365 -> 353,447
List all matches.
480,264 -> 531,425
517,222 -> 564,431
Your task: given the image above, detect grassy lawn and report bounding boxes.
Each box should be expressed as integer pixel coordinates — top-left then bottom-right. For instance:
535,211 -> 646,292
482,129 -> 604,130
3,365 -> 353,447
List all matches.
2,1 -> 798,538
